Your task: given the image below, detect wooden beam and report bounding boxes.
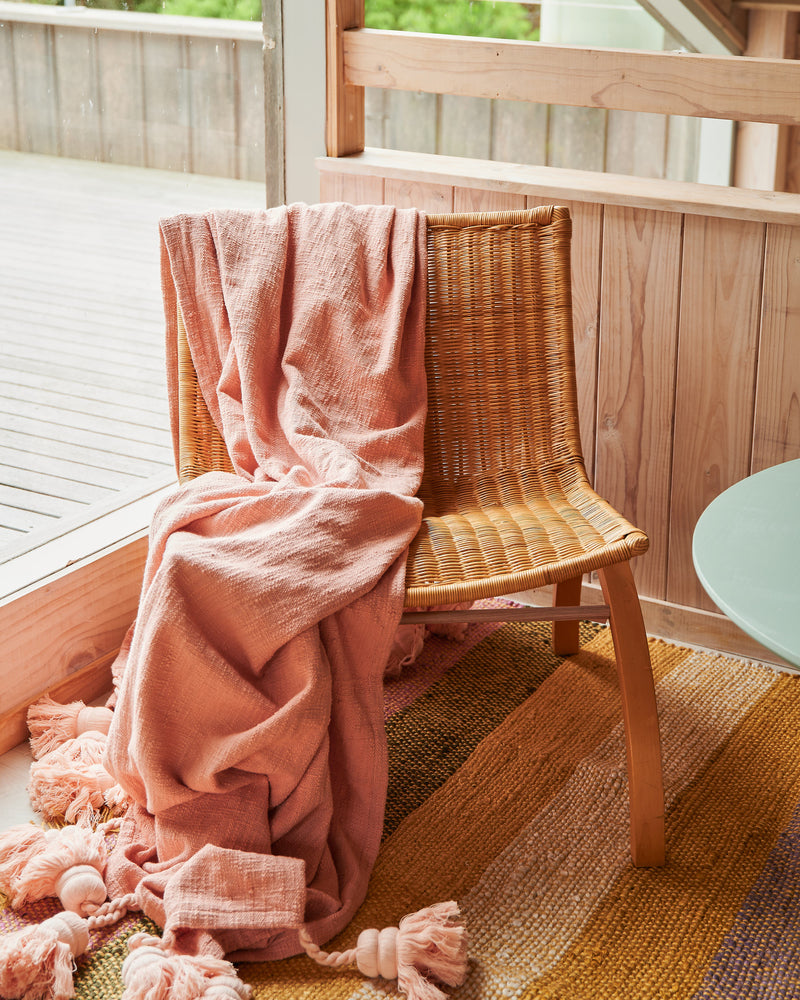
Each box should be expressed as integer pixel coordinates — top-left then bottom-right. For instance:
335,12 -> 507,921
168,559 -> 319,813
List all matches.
674,0 -> 747,49
638,0 -> 745,53
343,29 -> 800,126
326,0 -> 364,156
734,9 -> 799,189
737,1 -> 800,10
317,148 -> 800,225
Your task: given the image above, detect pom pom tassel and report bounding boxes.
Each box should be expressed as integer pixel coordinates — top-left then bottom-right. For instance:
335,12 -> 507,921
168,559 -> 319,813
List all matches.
0,911 -> 89,1000
0,823 -> 107,916
28,731 -> 128,826
299,901 -> 468,1000
121,935 -> 252,1000
27,697 -> 114,759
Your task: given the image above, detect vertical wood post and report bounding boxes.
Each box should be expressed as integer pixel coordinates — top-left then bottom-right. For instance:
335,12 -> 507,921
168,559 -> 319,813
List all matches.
733,9 -> 798,191
263,0 -> 285,206
326,0 -> 365,157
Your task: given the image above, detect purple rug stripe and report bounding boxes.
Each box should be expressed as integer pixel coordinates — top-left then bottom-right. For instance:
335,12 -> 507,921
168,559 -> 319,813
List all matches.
692,799 -> 800,1000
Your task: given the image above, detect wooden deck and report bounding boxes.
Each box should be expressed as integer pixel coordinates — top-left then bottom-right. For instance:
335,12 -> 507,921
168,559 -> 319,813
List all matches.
0,151 -> 265,562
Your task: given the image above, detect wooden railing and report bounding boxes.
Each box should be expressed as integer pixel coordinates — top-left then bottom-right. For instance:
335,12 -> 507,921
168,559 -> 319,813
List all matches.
0,1 -> 266,181
321,2 -> 800,662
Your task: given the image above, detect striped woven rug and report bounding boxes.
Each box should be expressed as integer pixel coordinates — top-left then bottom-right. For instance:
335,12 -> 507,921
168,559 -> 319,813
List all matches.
6,617 -> 800,998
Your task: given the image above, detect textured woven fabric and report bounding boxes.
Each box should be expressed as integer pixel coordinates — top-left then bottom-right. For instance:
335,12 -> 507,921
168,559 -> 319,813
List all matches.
4,622 -> 800,997
103,204 -> 429,962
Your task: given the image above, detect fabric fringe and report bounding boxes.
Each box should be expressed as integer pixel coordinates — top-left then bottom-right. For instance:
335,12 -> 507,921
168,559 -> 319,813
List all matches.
28,731 -> 128,826
299,901 -> 468,1000
27,697 -> 114,760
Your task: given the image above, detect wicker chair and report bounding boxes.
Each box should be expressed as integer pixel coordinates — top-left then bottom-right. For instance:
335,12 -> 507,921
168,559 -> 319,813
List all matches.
174,205 -> 665,868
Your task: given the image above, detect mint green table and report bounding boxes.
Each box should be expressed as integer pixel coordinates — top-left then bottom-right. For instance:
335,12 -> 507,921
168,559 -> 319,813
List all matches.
692,459 -> 800,668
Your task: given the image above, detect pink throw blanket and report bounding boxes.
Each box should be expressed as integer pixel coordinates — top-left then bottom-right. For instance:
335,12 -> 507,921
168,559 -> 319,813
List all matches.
104,203 -> 428,962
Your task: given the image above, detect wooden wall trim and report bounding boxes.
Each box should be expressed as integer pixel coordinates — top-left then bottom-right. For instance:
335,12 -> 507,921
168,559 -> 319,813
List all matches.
0,650 -> 116,757
0,490 -> 155,752
317,149 -> 800,224
343,29 -> 800,126
515,582 -> 797,668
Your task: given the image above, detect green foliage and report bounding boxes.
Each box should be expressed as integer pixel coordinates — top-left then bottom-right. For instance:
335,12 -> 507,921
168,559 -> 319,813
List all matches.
365,0 -> 539,40
160,0 -> 261,18
42,0 -> 538,32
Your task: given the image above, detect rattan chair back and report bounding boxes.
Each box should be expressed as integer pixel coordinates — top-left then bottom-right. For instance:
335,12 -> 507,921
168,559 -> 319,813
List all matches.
420,205 -> 583,507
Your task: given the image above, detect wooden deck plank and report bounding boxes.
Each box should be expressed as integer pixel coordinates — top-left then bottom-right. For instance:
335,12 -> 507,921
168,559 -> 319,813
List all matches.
0,466 -> 113,505
1,412 -> 175,464
0,356 -> 165,401
0,445 -> 145,490
0,382 -> 169,431
1,429 -> 169,478
0,484 -> 89,519
0,150 -> 265,561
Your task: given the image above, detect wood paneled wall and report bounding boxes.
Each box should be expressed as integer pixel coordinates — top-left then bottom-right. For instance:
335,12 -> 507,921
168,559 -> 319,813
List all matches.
320,155 -> 800,661
0,4 -> 265,180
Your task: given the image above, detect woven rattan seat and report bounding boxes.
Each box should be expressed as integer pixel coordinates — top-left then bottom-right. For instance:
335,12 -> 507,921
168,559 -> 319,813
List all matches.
174,205 -> 665,867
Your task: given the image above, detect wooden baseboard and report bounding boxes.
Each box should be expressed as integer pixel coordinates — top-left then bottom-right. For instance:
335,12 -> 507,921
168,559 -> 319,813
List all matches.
0,649 -> 117,756
513,583 -> 796,669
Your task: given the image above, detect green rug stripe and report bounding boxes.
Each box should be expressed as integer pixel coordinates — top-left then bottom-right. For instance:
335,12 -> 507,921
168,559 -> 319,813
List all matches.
383,620 -> 600,840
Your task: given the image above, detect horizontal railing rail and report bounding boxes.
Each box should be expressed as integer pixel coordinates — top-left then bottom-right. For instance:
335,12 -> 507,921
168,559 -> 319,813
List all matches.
344,29 -> 800,126
0,2 -> 261,40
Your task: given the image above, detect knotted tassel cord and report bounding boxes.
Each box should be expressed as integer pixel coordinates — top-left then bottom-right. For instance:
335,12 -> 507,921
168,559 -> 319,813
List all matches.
298,901 -> 468,1000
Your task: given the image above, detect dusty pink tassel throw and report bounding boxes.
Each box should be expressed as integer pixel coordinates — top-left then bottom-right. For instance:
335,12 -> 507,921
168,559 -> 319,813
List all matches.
27,697 -> 114,760
0,823 -> 107,916
121,934 -> 252,1000
0,911 -> 89,1000
299,901 -> 468,1000
27,730 -> 127,826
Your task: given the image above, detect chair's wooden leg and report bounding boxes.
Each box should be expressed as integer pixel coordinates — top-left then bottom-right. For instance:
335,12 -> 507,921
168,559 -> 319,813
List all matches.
598,561 -> 665,868
552,575 -> 583,655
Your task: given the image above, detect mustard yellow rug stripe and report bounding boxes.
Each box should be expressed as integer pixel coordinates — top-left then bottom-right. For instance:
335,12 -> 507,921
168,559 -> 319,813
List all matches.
354,633 -> 685,924
241,631 -> 690,999
456,649 -> 778,999
521,668 -> 799,1000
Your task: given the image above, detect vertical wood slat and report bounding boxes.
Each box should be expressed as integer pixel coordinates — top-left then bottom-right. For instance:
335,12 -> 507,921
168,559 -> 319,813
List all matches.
667,215 -> 765,610
319,171 -> 383,204
54,26 -> 101,162
546,106 -> 606,172
438,95 -> 492,160
96,30 -> 146,167
14,22 -> 58,155
491,100 -> 548,166
0,21 -> 19,150
384,90 -> 437,154
452,188 -> 525,213
528,196 -> 603,482
752,222 -> 800,471
595,206 -> 682,600
384,178 -> 454,213
142,33 -> 191,172
188,36 -> 236,178
326,0 -> 364,157
606,111 -> 668,179
236,38 -> 266,185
